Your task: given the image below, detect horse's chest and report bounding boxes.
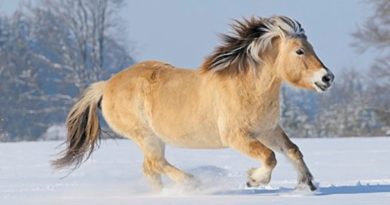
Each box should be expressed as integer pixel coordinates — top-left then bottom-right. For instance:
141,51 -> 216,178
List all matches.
250,104 -> 280,131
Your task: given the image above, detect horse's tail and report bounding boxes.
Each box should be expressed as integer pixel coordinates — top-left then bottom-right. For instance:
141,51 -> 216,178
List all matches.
52,81 -> 106,170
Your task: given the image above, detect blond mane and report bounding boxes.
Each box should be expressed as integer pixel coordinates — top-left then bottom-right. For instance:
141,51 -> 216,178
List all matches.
201,16 -> 306,75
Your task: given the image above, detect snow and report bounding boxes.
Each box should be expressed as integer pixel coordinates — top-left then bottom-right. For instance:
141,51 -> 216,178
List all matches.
1,137 -> 390,205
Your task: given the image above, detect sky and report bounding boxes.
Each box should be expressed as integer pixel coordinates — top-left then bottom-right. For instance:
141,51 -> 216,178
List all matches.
0,0 -> 375,74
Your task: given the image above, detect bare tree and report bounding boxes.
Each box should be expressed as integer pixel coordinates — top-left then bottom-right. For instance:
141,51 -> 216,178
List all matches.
353,0 -> 389,52
352,0 -> 390,134
0,0 -> 133,141
353,0 -> 389,84
280,86 -> 316,138
315,70 -> 373,137
0,12 -> 48,141
30,0 -> 126,90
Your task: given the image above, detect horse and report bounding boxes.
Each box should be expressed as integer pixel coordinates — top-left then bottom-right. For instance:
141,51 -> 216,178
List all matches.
52,16 -> 334,192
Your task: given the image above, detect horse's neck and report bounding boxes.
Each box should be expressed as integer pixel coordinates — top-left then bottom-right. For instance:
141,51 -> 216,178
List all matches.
209,67 -> 281,130
213,66 -> 281,110
240,66 -> 281,102
255,67 -> 281,96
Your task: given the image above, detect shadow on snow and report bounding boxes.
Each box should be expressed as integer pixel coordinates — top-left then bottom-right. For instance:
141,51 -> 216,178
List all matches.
212,184 -> 390,196
188,165 -> 390,196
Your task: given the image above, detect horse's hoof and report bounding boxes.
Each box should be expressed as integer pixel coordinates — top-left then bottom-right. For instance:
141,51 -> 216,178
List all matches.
308,181 -> 317,191
246,178 -> 259,187
296,181 -> 317,191
246,167 -> 271,188
245,181 -> 261,188
246,176 -> 269,188
181,175 -> 201,189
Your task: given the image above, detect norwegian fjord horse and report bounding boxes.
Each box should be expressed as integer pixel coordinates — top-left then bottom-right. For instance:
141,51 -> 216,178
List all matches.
53,16 -> 334,191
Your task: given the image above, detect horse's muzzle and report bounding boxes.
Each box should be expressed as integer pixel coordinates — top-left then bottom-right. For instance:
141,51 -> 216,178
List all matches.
313,69 -> 334,92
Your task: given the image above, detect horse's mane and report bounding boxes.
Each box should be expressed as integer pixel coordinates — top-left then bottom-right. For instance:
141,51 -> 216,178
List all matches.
201,16 -> 306,75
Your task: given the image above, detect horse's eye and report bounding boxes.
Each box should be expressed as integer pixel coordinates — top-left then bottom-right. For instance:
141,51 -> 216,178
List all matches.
296,49 -> 305,55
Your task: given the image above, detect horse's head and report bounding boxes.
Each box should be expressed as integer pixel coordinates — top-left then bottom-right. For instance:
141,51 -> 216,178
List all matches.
202,16 -> 334,92
273,17 -> 334,92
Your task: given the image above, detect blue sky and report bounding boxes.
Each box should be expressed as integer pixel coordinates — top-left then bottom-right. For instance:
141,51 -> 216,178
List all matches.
1,0 -> 375,74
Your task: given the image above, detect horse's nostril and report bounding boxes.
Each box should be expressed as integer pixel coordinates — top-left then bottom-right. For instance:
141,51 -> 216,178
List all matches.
322,75 -> 330,83
322,73 -> 333,83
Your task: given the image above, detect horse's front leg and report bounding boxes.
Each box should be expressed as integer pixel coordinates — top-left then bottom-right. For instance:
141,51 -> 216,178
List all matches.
225,130 -> 277,187
263,126 -> 316,191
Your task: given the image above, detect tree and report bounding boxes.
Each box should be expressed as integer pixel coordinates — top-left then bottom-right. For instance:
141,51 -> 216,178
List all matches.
352,0 -> 390,135
0,12 -> 47,141
315,70 -> 374,137
280,86 -> 318,138
30,0 -> 129,90
0,0 -> 134,141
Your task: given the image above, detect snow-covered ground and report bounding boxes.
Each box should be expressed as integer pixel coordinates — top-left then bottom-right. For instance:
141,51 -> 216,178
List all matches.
1,137 -> 390,205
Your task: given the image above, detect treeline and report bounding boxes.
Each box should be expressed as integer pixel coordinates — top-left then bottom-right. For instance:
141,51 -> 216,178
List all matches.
0,0 -> 134,141
281,69 -> 390,138
0,1 -> 388,141
281,0 -> 390,138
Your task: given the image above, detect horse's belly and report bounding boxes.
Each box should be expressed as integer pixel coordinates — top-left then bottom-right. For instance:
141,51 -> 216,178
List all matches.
153,127 -> 226,149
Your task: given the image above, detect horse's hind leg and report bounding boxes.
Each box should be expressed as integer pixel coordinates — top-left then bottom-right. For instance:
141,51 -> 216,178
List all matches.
140,137 -> 164,191
262,126 -> 316,191
138,135 -> 195,190
225,132 -> 277,187
143,158 -> 163,191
